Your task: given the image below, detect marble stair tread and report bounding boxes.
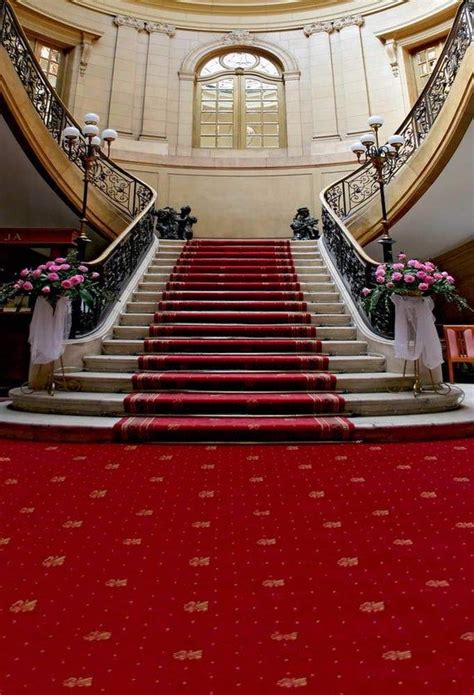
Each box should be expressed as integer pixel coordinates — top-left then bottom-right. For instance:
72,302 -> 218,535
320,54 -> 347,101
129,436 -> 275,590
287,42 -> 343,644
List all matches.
48,372 -> 414,393
128,301 -> 347,314
8,389 -> 462,418
82,354 -> 384,373
103,337 -> 365,355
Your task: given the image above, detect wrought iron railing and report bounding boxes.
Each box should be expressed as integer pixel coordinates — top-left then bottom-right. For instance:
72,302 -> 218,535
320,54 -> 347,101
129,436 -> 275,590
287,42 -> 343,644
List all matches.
321,0 -> 473,338
0,0 -> 157,336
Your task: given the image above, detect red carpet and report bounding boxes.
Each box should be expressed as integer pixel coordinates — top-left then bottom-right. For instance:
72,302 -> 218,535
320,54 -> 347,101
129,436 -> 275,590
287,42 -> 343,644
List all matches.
1,438 -> 473,694
116,239 -> 350,442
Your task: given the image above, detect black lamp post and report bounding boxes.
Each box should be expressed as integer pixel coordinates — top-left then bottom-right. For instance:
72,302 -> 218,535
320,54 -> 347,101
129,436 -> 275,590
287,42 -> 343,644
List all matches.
62,114 -> 117,262
351,116 -> 404,263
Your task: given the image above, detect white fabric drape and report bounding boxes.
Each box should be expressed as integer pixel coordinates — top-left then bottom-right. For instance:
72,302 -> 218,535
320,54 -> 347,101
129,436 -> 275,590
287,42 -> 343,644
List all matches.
28,297 -> 72,365
391,295 -> 443,370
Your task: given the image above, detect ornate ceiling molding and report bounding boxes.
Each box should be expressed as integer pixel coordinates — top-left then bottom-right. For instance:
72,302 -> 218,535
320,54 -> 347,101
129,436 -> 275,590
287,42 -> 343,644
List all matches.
304,14 -> 364,36
303,21 -> 333,36
223,29 -> 255,45
145,21 -> 176,35
114,14 -> 145,30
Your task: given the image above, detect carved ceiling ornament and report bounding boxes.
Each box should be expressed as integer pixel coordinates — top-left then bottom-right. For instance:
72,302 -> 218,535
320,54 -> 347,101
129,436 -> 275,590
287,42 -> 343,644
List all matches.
332,14 -> 364,31
145,22 -> 176,36
305,14 -> 364,36
303,22 -> 333,37
223,29 -> 255,45
113,15 -> 145,31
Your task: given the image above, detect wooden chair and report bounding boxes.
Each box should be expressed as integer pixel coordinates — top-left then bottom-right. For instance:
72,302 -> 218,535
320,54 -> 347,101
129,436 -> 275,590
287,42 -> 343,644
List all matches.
443,325 -> 474,383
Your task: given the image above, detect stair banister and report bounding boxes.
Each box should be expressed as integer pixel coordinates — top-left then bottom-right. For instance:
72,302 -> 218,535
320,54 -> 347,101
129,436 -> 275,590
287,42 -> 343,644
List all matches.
320,0 -> 474,338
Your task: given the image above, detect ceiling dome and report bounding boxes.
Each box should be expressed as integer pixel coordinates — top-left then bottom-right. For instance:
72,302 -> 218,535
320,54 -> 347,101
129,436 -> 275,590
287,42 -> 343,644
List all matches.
131,0 -> 352,15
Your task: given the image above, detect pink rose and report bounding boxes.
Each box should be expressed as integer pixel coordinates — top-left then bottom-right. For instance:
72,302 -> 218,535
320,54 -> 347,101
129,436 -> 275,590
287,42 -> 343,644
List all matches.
362,288 -> 371,297
75,274 -> 84,284
78,265 -> 88,273
91,272 -> 99,279
386,282 -> 394,288
416,271 -> 427,280
60,264 -> 71,271
376,276 -> 385,284
22,281 -> 33,291
41,286 -> 51,294
47,272 -> 59,281
31,269 -> 42,278
433,273 -> 443,280
54,257 -> 66,263
441,272 -> 449,278
446,275 -> 454,284
61,279 -> 72,290
37,264 -> 46,271
424,276 -> 435,285
424,262 -> 435,271
391,272 -> 403,281
418,283 -> 429,291
376,265 -> 386,274
46,261 -> 55,269
69,275 -> 84,286
398,253 -> 407,260
48,264 -> 60,272
20,268 -> 30,277
392,263 -> 404,270
14,282 -> 22,289
405,274 -> 416,284
407,260 -> 419,268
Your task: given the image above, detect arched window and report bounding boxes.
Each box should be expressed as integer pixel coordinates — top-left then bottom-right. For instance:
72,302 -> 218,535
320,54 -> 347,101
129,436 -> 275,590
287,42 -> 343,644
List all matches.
194,51 -> 286,150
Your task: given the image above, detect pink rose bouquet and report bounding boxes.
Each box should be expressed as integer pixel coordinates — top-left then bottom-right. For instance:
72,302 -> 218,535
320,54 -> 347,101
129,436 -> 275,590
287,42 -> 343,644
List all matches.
0,252 -> 101,309
361,253 -> 471,316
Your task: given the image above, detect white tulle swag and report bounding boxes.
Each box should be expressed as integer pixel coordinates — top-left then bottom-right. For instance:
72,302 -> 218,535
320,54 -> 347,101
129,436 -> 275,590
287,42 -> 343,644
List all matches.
28,297 -> 72,365
391,295 -> 443,370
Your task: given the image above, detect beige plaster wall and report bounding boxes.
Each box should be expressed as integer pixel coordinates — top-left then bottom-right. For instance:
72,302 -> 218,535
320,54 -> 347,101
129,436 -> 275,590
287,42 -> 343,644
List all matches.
12,0 -> 458,236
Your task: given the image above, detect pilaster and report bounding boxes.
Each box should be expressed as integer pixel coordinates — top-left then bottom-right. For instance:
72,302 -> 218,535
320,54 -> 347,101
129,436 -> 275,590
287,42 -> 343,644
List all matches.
304,21 -> 339,146
140,22 -> 176,141
109,15 -> 145,135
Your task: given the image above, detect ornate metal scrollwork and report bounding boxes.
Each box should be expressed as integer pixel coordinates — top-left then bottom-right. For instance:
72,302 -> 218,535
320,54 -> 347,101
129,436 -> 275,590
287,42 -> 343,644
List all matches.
0,0 -> 154,220
321,0 -> 472,338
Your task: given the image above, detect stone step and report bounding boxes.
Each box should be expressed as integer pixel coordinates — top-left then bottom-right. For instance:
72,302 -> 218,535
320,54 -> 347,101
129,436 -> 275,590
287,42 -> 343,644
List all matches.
128,300 -> 346,314
113,315 -> 352,339
44,371 -> 415,394
10,388 -> 460,419
136,287 -> 340,302
148,263 -> 326,272
102,338 -> 367,355
139,272 -> 332,282
82,354 -> 383,373
127,293 -> 341,313
139,278 -> 336,292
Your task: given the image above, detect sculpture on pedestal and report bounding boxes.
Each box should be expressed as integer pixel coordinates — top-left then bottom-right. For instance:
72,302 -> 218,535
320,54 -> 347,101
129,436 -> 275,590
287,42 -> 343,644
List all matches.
154,206 -> 198,240
290,207 -> 319,240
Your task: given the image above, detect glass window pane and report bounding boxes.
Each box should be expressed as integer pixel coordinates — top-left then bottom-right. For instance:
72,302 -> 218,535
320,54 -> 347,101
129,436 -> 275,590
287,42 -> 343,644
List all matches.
246,114 -> 262,124
50,62 -> 59,75
201,125 -> 216,136
263,112 -> 279,123
263,101 -> 278,113
40,58 -> 49,70
49,75 -> 57,87
40,46 -> 50,59
201,111 -> 217,124
257,57 -> 280,77
217,101 -> 233,111
263,124 -> 279,135
200,137 -> 216,148
264,136 -> 279,148
200,57 -> 222,76
220,52 -> 258,70
247,136 -> 262,148
217,136 -> 233,148
202,85 -> 217,100
217,124 -> 232,135
262,88 -> 278,101
217,113 -> 233,123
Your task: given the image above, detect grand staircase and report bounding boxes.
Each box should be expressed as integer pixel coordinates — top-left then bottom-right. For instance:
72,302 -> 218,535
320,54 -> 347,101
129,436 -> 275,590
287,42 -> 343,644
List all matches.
10,238 -> 462,442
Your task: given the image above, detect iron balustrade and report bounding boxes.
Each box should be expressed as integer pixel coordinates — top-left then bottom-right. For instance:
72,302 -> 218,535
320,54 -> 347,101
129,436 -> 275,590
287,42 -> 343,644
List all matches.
321,0 -> 473,338
0,0 -> 157,336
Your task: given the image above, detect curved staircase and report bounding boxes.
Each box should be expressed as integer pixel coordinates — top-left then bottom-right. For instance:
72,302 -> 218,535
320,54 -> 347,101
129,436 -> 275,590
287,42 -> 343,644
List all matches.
10,238 -> 462,442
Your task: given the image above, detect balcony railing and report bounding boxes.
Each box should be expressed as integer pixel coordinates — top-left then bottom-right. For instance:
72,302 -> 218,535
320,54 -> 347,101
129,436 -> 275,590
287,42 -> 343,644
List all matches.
321,0 -> 473,338
0,0 -> 157,336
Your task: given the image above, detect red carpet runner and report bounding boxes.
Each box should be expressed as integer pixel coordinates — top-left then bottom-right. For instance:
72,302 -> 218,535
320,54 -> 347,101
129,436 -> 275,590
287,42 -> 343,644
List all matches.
1,438 -> 473,694
115,239 -> 353,442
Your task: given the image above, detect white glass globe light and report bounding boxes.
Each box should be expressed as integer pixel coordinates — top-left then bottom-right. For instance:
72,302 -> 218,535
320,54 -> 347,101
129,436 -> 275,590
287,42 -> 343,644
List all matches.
368,115 -> 384,128
83,124 -> 100,138
388,134 -> 405,149
62,126 -> 80,140
84,112 -> 100,125
350,141 -> 365,154
91,136 -> 101,147
102,128 -> 118,143
360,132 -> 376,146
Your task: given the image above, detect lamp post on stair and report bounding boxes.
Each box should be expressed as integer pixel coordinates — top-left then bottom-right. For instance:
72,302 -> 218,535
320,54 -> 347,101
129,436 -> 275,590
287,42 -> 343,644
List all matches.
350,116 -> 404,263
62,114 -> 118,262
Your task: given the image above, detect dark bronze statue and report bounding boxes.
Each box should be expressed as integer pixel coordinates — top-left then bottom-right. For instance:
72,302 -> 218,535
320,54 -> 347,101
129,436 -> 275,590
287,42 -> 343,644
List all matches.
290,207 -> 319,240
154,205 -> 198,240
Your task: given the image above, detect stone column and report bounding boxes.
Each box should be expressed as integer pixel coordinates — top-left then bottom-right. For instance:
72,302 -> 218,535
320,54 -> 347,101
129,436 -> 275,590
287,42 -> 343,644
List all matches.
304,21 -> 339,145
140,22 -> 175,142
283,71 -> 303,157
109,15 -> 145,135
176,71 -> 195,156
334,15 -> 370,136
